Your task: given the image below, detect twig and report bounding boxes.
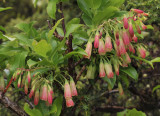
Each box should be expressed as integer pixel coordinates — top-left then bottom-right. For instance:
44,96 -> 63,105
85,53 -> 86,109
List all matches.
74,58 -> 84,67
76,64 -> 87,83
0,92 -> 28,116
60,2 -> 66,35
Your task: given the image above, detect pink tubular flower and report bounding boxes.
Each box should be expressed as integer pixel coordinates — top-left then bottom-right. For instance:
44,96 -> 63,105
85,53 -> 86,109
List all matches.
135,24 -> 141,34
64,79 -> 72,99
141,22 -> 147,30
18,76 -> 21,88
132,9 -> 144,14
94,31 -> 99,48
128,44 -> 135,54
133,16 -> 137,21
123,15 -> 128,29
115,32 -> 119,40
129,22 -> 134,37
114,43 -> 120,57
70,78 -> 78,96
48,85 -> 54,95
142,13 -> 149,16
119,39 -> 126,55
66,98 -> 74,107
40,84 -> 48,101
98,39 -> 106,55
125,53 -> 131,64
24,79 -> 28,94
138,46 -> 146,58
122,31 -> 130,45
27,71 -> 31,83
47,89 -> 53,105
116,39 -> 120,46
104,62 -> 114,78
105,36 -> 112,52
84,41 -> 92,59
34,89 -> 39,105
99,60 -> 106,78
29,85 -> 35,98
132,35 -> 138,43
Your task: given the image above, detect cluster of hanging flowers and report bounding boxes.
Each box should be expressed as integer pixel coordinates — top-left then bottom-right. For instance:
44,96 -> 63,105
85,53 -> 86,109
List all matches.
84,9 -> 148,93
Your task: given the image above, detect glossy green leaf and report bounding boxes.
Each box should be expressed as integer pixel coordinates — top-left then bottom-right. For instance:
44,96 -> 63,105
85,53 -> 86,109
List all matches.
152,85 -> 160,93
0,7 -> 12,12
49,104 -> 57,114
103,73 -> 116,88
27,59 -> 37,68
35,101 -> 49,116
82,13 -> 92,26
151,57 -> 160,63
92,0 -> 102,9
47,0 -> 58,19
146,25 -> 154,30
126,108 -> 146,116
53,96 -> 63,116
32,40 -> 52,58
0,26 -> 6,32
48,18 -> 64,40
66,18 -> 80,28
93,6 -> 119,25
65,24 -> 83,37
77,0 -> 92,18
24,103 -> 42,116
120,66 -> 138,81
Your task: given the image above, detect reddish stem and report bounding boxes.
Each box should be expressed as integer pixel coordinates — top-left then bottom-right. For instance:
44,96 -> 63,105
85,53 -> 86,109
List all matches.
2,77 -> 13,96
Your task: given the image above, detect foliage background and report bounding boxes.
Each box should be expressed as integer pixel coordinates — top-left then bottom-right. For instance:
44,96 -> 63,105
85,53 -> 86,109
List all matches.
0,0 -> 160,116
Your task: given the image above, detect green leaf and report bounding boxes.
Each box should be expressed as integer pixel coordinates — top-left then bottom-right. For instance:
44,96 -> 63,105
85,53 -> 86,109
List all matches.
32,40 -> 52,58
65,24 -> 83,37
82,13 -> 92,26
9,51 -> 28,72
66,18 -> 80,29
34,0 -> 39,7
91,0 -> 102,9
0,26 -> 6,32
27,59 -> 38,68
14,34 -> 33,48
48,18 -> 64,40
126,108 -> 146,116
47,0 -> 58,19
93,6 -> 119,25
0,7 -> 12,12
146,25 -> 154,30
120,66 -> 138,81
103,73 -> 116,88
151,57 -> 160,63
24,103 -> 42,116
77,0 -> 92,18
49,104 -> 57,114
152,85 -> 160,93
35,101 -> 49,116
53,96 -> 63,116
63,48 -> 87,59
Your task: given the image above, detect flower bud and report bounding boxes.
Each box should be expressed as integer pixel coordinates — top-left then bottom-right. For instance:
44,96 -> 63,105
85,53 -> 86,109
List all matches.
129,22 -> 134,37
123,15 -> 128,29
135,24 -> 141,34
116,39 -> 120,46
40,84 -> 48,101
84,41 -> 92,59
70,78 -> 78,96
132,9 -> 144,14
138,46 -> 146,58
114,42 -> 120,57
27,71 -> 31,83
47,89 -> 53,105
122,31 -> 130,45
99,60 -> 106,78
24,79 -> 28,94
29,85 -> 35,98
141,22 -> 147,30
132,35 -> 138,43
21,74 -> 27,88
104,62 -> 114,78
124,53 -> 131,64
98,39 -> 106,55
115,31 -> 119,40
18,75 -> 21,88
142,13 -> 149,16
113,59 -> 119,76
133,16 -> 137,21
118,82 -> 124,95
105,36 -> 112,52
66,98 -> 74,107
64,79 -> 72,99
0,76 -> 5,91
86,64 -> 93,79
34,89 -> 39,105
94,31 -> 99,48
128,44 -> 135,54
119,39 -> 126,55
